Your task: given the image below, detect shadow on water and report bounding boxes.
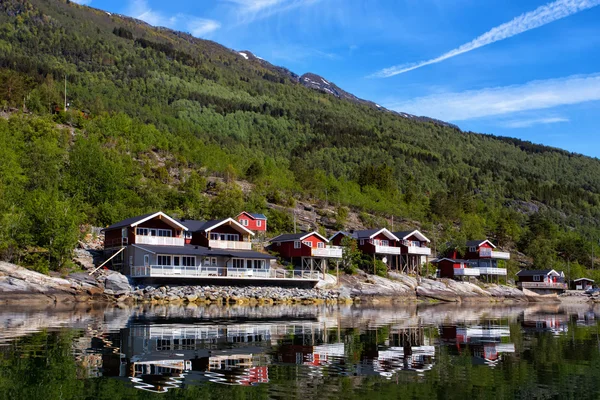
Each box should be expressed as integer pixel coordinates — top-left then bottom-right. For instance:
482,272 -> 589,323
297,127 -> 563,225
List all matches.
1,302 -> 600,399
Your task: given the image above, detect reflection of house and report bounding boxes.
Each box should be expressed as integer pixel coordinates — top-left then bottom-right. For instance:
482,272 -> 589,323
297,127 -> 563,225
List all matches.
440,325 -> 515,366
521,313 -> 569,335
516,269 -> 567,294
102,212 -> 328,283
268,231 -> 342,275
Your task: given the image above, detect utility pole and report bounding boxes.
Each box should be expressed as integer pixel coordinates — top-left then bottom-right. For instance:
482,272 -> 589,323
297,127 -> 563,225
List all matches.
293,211 -> 297,234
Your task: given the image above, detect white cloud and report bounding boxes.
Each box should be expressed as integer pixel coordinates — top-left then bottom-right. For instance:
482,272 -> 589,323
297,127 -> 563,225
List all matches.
125,0 -> 220,37
188,18 -> 222,37
503,117 -> 569,128
371,0 -> 600,78
226,0 -> 286,12
386,73 -> 600,121
225,0 -> 321,23
71,0 -> 92,5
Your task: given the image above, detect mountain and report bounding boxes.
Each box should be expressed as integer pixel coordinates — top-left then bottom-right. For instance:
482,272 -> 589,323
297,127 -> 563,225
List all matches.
0,0 -> 599,275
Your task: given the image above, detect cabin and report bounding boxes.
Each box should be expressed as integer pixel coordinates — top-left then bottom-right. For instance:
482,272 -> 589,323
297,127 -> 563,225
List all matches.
268,231 -> 342,273
101,211 -> 326,284
516,269 -> 567,294
330,229 -> 400,268
573,278 -> 594,291
432,258 -> 479,279
393,230 -> 431,273
463,239 -> 509,281
236,211 -> 267,233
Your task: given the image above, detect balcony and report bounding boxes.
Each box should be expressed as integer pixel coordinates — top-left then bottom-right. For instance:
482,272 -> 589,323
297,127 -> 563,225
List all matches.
405,246 -> 431,256
208,240 -> 252,250
518,282 -> 568,290
479,248 -> 510,259
136,236 -> 184,247
130,265 -> 321,280
477,267 -> 507,276
374,245 -> 401,255
454,267 -> 480,276
311,246 -> 343,258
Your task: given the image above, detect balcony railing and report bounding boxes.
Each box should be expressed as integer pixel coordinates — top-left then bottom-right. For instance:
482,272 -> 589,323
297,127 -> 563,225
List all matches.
130,265 -> 321,280
208,240 -> 252,250
477,267 -> 507,276
311,246 -> 343,258
405,246 -> 431,256
518,282 -> 568,289
136,236 -> 184,247
454,267 -> 480,276
479,248 -> 510,259
374,245 -> 401,255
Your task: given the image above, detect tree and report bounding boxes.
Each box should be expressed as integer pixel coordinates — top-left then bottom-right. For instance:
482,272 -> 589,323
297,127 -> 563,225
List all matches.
341,236 -> 361,274
208,184 -> 244,219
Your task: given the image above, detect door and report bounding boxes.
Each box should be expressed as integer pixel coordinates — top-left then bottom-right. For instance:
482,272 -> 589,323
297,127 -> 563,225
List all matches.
173,256 -> 181,274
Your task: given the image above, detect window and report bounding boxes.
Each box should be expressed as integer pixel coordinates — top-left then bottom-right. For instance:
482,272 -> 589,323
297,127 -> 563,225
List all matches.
373,239 -> 389,247
173,256 -> 180,266
184,231 -> 192,239
157,229 -> 172,237
210,233 -> 239,241
256,220 -> 262,227
533,275 -> 541,282
157,255 -> 171,266
294,241 -> 301,249
143,255 -> 149,267
360,239 -> 364,245
182,256 -> 195,267
317,242 -> 325,248
232,259 -> 244,269
469,246 -> 477,253
303,241 -> 313,247
129,256 -> 133,266
240,219 -> 249,226
136,228 -> 149,236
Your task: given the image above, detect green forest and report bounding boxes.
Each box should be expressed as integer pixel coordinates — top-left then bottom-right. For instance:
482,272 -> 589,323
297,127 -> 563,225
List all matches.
0,0 -> 599,279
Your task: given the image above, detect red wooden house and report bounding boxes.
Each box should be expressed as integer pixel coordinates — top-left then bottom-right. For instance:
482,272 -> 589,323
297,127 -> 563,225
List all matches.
393,230 -> 431,273
268,231 -> 342,273
516,269 -> 567,294
236,212 -> 267,233
432,258 -> 480,279
330,229 -> 401,266
439,239 -> 510,281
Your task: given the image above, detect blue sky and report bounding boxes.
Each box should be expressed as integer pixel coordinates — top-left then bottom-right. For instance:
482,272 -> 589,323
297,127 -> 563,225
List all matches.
74,0 -> 600,158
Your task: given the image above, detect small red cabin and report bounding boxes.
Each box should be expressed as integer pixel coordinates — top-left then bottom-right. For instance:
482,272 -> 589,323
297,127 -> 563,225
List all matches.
236,212 -> 267,232
269,232 -> 330,259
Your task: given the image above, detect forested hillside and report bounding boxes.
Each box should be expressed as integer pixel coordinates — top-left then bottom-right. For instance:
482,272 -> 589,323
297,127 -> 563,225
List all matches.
1,0 -> 599,278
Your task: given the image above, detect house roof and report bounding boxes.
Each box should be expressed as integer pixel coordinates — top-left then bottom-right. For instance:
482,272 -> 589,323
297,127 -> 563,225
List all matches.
353,228 -> 399,241
431,258 -> 469,264
178,218 -> 254,236
329,231 -> 355,241
132,244 -> 275,259
237,211 -> 267,220
516,269 -> 560,277
573,278 -> 595,282
270,231 -> 329,243
466,239 -> 496,249
104,212 -> 188,232
393,230 -> 431,242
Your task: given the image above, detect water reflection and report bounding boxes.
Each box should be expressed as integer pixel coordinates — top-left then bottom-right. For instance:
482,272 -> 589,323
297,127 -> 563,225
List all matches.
1,303 -> 600,398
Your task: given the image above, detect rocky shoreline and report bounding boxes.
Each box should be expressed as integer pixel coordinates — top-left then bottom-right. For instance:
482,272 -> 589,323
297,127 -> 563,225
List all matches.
0,261 -> 594,306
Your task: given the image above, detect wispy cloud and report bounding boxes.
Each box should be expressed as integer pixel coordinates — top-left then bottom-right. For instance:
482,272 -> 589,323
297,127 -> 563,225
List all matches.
371,0 -> 600,78
71,0 -> 92,5
386,73 -> 600,121
225,0 -> 321,24
225,0 -> 286,12
126,0 -> 220,37
503,117 -> 569,128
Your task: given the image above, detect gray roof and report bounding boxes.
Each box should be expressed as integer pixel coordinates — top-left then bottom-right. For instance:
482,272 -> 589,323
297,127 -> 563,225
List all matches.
104,213 -> 156,231
516,269 -> 556,276
573,278 -> 595,282
466,240 -> 488,247
178,219 -> 227,232
133,244 -> 275,259
248,213 -> 267,220
393,231 -> 414,239
353,229 -> 382,239
270,233 -> 307,242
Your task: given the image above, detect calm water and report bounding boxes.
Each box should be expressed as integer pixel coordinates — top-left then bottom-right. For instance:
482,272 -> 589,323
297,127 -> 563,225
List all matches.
1,302 -> 600,399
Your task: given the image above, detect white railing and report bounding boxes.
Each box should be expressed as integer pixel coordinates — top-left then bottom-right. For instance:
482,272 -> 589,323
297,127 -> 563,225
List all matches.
518,281 -> 568,289
477,267 -> 507,276
136,236 -> 185,247
491,251 -> 510,260
454,268 -> 480,276
405,246 -> 431,256
311,246 -> 343,258
374,245 -> 401,255
208,240 -> 252,250
130,265 -> 321,280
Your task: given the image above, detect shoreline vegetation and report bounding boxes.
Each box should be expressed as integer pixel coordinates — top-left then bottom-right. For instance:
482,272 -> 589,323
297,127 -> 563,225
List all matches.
0,261 -> 594,307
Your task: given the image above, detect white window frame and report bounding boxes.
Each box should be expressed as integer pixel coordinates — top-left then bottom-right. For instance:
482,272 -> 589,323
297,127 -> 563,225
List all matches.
469,246 -> 477,253
157,255 -> 172,266
303,241 -> 313,248
360,239 -> 364,245
182,256 -> 195,267
294,241 -> 301,249
143,254 -> 149,267
256,220 -> 262,227
136,227 -> 148,236
240,219 -> 249,226
533,275 -> 541,282
317,242 -> 325,248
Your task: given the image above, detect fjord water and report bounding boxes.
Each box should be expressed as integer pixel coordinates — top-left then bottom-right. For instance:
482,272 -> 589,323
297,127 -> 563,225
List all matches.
1,303 -> 599,399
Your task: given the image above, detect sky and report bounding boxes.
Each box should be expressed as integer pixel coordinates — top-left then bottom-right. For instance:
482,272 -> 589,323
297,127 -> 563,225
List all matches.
73,0 -> 600,158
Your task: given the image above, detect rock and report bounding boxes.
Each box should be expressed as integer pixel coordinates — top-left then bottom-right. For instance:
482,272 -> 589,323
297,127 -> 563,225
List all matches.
184,295 -> 198,302
104,273 -> 132,295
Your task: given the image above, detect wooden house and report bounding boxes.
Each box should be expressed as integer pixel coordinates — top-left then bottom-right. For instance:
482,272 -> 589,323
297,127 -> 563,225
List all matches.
432,258 -> 480,279
236,211 -> 267,233
393,230 -> 431,273
516,269 -> 567,294
438,239 -> 510,281
573,278 -> 594,291
268,231 -> 342,273
330,229 -> 400,268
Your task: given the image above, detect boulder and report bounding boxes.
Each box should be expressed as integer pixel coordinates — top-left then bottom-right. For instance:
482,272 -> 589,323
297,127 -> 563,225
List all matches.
104,273 -> 132,294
